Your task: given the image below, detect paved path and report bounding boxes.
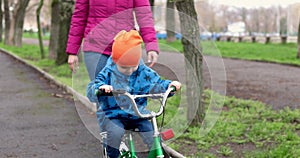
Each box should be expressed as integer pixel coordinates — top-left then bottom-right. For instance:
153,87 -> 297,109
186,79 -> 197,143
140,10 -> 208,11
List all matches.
0,51 -> 101,158
220,58 -> 300,109
149,51 -> 300,110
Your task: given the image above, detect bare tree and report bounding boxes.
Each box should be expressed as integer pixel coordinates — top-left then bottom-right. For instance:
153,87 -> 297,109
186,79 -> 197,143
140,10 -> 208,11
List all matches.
24,1 -> 50,31
0,0 -> 3,42
195,1 -> 217,32
36,0 -> 45,59
55,0 -> 74,65
297,19 -> 300,58
239,7 -> 248,33
175,0 -> 204,124
250,8 -> 260,34
48,0 -> 74,64
167,2 -> 300,38
4,0 -> 30,46
280,17 -> 287,35
149,0 -> 155,13
11,0 -> 30,47
3,0 -> 10,45
166,0 -> 176,42
48,0 -> 60,59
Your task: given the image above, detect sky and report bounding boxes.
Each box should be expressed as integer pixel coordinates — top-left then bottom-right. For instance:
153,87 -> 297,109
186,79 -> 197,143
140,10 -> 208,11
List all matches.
209,0 -> 300,8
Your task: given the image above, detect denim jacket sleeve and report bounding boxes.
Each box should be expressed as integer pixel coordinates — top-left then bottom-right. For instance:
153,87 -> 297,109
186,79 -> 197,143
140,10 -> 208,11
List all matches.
86,67 -> 110,103
144,68 -> 172,93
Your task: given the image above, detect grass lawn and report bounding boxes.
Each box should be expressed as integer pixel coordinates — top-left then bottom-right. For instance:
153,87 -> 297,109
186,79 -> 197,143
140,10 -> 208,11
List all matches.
159,40 -> 300,66
214,42 -> 300,66
1,39 -> 300,157
23,32 -> 50,40
171,91 -> 300,157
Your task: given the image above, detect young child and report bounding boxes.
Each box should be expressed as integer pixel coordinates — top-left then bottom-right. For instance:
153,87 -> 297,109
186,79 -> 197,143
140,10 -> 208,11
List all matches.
86,30 -> 181,158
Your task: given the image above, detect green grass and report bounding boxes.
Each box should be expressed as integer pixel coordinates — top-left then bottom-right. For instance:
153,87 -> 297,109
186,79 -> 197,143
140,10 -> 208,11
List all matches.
158,39 -> 300,66
169,90 -> 300,157
23,32 -> 50,40
1,40 -> 300,157
214,42 -> 300,66
158,40 -> 183,52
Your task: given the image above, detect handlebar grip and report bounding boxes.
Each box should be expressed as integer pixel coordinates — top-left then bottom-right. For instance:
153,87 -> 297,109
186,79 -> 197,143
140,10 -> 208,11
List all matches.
170,86 -> 177,92
95,89 -> 113,96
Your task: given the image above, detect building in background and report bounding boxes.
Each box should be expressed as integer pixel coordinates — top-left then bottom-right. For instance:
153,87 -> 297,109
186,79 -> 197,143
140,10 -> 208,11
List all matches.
227,21 -> 246,36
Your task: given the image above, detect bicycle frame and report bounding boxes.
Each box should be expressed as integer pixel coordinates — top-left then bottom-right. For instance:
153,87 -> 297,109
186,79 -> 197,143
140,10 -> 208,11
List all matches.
96,87 -> 175,158
120,87 -> 174,158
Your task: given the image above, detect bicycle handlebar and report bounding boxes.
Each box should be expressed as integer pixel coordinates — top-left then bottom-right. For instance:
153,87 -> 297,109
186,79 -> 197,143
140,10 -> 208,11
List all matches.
95,86 -> 177,119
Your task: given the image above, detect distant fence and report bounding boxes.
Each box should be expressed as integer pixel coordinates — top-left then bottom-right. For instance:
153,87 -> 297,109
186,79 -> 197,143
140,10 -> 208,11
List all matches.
156,32 -> 298,44
216,36 -> 298,44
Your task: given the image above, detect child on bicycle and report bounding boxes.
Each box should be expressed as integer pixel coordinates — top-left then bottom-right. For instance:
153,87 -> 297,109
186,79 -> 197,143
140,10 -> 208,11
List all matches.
87,30 -> 181,158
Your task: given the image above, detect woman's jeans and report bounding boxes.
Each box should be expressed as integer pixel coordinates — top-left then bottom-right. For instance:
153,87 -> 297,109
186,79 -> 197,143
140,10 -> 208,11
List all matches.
84,52 -> 109,130
84,52 -> 109,81
103,118 -> 154,158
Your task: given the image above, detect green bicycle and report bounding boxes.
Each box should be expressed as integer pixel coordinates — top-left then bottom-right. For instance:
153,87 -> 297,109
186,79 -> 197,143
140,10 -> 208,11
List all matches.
96,86 -> 177,158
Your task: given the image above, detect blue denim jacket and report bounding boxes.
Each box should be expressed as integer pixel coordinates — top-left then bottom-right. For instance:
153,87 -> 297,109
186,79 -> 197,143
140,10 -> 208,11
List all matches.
87,57 -> 171,120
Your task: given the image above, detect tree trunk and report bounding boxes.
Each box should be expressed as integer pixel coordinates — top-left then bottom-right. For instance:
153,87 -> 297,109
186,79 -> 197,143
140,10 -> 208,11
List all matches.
49,0 -> 60,59
37,0 -> 45,59
7,1 -> 15,46
149,0 -> 155,13
14,0 -> 30,47
3,0 -> 10,45
0,0 -> 3,42
297,20 -> 300,58
166,0 -> 176,42
3,0 -> 29,46
55,0 -> 74,65
175,0 -> 204,125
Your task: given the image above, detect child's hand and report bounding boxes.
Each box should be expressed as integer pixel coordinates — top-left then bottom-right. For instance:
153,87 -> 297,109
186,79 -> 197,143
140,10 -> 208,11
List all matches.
99,85 -> 113,93
169,81 -> 181,91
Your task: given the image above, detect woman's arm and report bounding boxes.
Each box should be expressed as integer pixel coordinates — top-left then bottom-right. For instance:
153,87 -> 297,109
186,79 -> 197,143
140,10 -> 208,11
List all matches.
66,0 -> 89,55
134,0 -> 159,54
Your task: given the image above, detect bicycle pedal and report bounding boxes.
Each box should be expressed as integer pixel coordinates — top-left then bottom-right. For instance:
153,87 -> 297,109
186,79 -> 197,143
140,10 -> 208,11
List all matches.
161,129 -> 174,141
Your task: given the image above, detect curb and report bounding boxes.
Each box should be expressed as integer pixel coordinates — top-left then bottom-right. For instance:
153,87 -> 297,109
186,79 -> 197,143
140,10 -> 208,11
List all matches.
0,48 -> 186,158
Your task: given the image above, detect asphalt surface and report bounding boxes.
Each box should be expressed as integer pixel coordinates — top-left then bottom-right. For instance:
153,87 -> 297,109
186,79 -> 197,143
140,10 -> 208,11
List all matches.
220,57 -> 300,110
0,51 -> 101,158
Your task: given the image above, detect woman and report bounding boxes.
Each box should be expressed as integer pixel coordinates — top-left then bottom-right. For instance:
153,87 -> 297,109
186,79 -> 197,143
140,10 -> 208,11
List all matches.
66,0 -> 159,80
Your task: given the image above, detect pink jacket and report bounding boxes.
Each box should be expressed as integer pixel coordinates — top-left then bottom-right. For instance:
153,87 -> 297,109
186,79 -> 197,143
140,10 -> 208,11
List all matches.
66,0 -> 159,55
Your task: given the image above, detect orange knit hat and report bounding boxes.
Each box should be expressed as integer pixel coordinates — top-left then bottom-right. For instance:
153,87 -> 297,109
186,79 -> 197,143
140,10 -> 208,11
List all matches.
112,30 -> 143,67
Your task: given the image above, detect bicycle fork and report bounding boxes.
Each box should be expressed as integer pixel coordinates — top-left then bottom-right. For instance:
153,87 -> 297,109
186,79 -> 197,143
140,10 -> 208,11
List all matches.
120,132 -> 137,158
128,133 -> 137,158
148,116 -> 164,158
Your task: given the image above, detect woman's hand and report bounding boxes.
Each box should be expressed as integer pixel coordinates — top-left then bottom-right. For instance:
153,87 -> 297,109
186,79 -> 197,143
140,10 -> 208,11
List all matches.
68,55 -> 79,73
147,51 -> 158,67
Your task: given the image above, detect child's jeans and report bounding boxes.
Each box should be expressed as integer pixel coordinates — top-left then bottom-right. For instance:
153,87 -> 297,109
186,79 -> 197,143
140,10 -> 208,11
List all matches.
102,118 -> 154,158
